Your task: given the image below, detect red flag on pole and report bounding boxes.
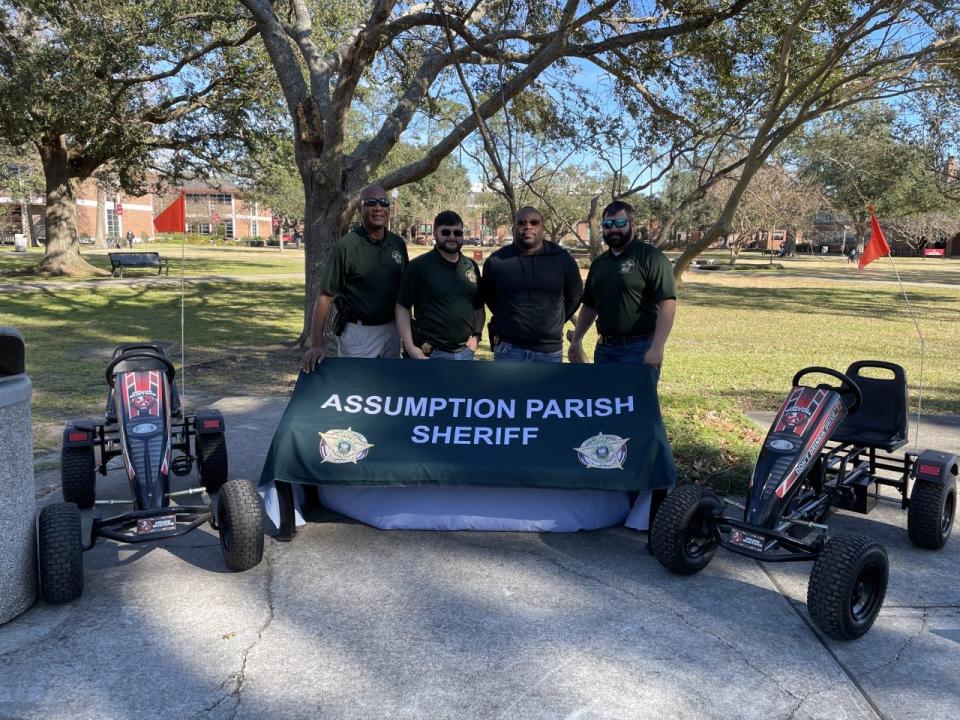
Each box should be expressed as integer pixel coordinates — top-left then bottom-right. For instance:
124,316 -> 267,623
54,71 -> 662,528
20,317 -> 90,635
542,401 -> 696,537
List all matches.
858,209 -> 891,271
153,192 -> 186,233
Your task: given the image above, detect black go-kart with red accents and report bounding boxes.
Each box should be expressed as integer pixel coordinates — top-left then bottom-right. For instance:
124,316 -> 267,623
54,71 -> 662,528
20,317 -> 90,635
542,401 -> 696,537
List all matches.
37,343 -> 264,604
652,361 -> 958,640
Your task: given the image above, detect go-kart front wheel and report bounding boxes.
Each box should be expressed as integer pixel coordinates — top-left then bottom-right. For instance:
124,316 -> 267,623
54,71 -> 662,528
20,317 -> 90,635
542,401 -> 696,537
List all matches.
807,534 -> 888,640
37,503 -> 85,604
907,480 -> 955,550
651,484 -> 723,575
197,431 -> 229,494
217,479 -> 264,572
61,445 -> 95,509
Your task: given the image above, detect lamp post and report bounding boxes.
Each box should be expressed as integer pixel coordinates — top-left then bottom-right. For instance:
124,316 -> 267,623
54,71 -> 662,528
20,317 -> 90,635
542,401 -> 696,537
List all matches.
841,224 -> 849,253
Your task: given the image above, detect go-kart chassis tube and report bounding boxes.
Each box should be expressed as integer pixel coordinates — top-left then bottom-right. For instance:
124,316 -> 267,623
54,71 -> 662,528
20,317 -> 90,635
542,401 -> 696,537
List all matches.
91,505 -> 211,547
713,517 -> 822,562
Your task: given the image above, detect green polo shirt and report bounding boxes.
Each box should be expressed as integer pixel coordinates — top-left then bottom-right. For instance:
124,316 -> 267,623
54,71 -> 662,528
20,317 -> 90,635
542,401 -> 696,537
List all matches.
582,239 -> 677,337
397,248 -> 482,350
320,225 -> 408,325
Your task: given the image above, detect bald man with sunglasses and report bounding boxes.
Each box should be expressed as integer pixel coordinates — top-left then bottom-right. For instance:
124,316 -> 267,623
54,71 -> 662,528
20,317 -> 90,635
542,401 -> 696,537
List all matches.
301,185 -> 408,371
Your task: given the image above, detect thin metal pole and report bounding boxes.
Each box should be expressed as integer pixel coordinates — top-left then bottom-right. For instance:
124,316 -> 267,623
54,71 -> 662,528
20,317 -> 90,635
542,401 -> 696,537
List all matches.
885,253 -> 924,450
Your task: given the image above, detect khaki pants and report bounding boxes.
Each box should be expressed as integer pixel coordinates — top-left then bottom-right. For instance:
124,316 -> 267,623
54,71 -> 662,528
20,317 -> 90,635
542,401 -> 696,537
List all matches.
338,322 -> 401,358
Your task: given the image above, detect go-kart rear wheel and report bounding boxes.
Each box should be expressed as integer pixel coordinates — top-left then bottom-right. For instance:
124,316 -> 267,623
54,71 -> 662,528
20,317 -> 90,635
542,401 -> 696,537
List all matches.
61,445 -> 95,509
197,432 -> 228,494
807,534 -> 887,640
217,479 -> 264,572
651,484 -> 723,575
907,480 -> 955,550
37,503 -> 84,604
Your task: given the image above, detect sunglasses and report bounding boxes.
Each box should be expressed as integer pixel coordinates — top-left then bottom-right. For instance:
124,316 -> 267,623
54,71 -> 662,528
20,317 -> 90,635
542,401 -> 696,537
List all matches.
601,218 -> 629,229
438,228 -> 464,237
361,197 -> 391,208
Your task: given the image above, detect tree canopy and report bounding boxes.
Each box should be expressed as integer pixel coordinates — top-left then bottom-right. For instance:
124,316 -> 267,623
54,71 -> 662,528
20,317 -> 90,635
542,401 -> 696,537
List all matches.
0,1 -> 280,272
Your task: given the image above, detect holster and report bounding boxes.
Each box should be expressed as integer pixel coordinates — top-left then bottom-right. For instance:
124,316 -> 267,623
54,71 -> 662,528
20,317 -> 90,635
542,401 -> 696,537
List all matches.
332,295 -> 355,336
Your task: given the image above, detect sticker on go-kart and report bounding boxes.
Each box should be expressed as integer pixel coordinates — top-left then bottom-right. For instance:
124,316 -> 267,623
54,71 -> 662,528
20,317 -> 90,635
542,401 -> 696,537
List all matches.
774,387 -> 828,435
573,433 -> 629,469
729,528 -> 766,551
121,370 -> 163,419
137,515 -> 177,534
319,428 -> 374,464
775,401 -> 843,498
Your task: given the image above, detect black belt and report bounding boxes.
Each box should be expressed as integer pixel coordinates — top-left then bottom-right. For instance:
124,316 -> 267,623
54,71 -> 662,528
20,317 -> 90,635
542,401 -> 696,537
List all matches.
598,333 -> 653,346
348,319 -> 393,327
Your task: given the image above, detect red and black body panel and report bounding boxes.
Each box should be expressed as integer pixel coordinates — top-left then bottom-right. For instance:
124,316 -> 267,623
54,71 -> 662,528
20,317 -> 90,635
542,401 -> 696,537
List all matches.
745,385 -> 848,528
113,369 -> 172,510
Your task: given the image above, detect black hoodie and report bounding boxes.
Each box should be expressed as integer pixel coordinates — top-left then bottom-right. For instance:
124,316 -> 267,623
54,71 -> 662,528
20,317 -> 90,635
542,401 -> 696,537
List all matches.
480,240 -> 583,352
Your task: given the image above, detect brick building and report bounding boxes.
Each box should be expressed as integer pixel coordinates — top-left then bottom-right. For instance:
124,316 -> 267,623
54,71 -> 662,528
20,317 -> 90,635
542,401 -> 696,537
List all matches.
2,178 -> 272,243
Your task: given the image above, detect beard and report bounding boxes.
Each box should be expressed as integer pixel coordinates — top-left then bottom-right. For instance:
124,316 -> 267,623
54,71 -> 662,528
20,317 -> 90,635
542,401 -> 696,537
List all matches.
440,238 -> 463,253
604,230 -> 632,251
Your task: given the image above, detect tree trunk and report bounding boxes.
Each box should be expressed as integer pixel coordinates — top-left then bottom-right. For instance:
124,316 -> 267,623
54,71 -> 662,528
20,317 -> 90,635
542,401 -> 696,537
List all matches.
33,140 -> 103,275
95,187 -> 106,247
587,195 -> 602,259
300,185 -> 351,346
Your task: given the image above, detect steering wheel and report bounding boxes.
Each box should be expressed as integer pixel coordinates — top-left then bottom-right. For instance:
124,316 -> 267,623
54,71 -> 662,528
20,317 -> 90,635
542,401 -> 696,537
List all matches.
791,366 -> 862,414
105,351 -> 176,387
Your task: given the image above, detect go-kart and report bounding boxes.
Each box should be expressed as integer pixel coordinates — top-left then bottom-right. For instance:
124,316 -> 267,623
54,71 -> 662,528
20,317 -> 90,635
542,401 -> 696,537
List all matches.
37,343 -> 264,604
652,361 -> 958,640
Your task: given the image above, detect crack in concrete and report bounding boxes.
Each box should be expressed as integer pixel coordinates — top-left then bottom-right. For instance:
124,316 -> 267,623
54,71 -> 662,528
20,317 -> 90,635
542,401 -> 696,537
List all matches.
447,535 -> 805,706
785,678 -> 877,720
759,566 -> 888,720
861,609 -> 928,675
188,541 -> 277,720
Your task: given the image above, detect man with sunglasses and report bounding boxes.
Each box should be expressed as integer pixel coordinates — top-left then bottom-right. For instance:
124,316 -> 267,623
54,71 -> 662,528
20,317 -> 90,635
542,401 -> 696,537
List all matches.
395,210 -> 485,360
301,185 -> 408,371
480,206 -> 582,362
568,200 -> 676,373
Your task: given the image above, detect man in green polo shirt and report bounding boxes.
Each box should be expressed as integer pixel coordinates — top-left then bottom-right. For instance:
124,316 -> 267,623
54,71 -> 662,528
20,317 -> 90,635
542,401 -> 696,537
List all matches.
396,210 -> 484,360
568,200 -> 677,373
301,184 -> 408,371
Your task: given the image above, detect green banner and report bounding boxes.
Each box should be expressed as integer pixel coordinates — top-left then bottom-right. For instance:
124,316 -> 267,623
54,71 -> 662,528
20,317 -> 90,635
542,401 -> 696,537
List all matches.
258,358 -> 676,492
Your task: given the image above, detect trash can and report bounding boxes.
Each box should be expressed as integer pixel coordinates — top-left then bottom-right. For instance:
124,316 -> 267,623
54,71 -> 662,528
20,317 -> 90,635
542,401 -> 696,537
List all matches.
0,327 -> 36,623
13,233 -> 27,253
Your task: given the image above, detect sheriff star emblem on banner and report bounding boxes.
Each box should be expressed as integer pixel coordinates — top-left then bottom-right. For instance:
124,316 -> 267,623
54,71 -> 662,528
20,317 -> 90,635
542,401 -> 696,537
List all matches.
574,433 -> 629,469
319,428 -> 374,464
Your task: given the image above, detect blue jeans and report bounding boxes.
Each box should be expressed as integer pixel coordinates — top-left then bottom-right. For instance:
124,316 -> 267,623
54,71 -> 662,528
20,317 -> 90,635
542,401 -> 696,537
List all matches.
594,336 -> 660,382
494,341 -> 562,363
430,347 -> 475,361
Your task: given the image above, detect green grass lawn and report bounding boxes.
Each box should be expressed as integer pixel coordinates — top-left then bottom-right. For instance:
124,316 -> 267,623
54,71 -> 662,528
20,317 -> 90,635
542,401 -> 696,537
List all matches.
3,244 -> 958,493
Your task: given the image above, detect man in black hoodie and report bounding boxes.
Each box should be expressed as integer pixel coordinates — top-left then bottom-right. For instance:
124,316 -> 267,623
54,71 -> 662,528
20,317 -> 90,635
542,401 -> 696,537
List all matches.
480,206 -> 583,362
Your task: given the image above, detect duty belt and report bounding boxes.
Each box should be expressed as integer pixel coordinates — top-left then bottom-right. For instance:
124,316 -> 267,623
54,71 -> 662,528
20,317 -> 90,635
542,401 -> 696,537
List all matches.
598,333 -> 653,346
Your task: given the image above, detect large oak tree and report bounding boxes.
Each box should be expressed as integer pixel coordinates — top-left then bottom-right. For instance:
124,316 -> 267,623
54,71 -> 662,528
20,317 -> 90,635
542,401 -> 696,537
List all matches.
239,0 -> 757,342
0,1 -> 278,274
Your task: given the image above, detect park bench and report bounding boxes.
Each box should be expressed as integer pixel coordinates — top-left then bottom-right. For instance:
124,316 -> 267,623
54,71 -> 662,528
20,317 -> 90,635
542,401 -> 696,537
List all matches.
108,252 -> 170,278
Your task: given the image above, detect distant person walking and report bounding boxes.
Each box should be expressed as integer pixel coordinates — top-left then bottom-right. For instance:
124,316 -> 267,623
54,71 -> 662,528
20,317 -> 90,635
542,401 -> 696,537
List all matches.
125,230 -> 135,249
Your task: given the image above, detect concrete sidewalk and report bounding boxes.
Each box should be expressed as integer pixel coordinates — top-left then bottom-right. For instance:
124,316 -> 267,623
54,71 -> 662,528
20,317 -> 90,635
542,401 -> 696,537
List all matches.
3,397 -> 959,719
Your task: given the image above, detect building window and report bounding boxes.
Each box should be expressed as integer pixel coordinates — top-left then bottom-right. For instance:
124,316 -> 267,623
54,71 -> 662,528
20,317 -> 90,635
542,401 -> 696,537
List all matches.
224,219 -> 234,239
106,206 -> 120,239
251,219 -> 258,237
